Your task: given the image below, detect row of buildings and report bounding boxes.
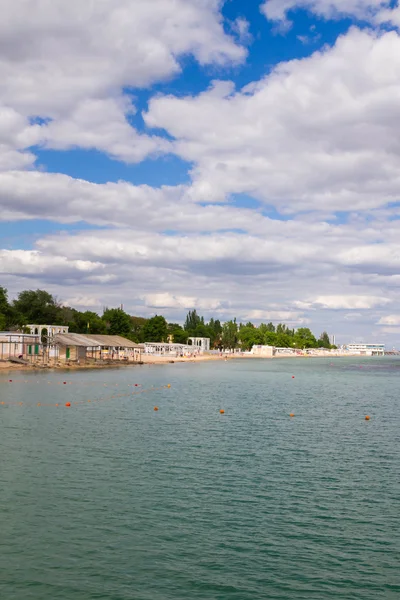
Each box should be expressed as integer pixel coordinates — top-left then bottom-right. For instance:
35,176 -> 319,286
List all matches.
0,326 -> 212,365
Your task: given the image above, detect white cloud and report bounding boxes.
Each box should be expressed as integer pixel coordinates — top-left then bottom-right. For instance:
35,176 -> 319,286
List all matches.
62,296 -> 102,309
146,28 -> 400,213
142,293 -> 221,310
313,295 -> 391,310
377,315 -> 400,326
261,0 -> 388,24
244,310 -> 307,323
0,0 -> 245,163
0,249 -> 104,281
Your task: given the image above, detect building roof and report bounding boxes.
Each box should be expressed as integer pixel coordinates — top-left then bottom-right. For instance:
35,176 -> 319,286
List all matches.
54,333 -> 140,348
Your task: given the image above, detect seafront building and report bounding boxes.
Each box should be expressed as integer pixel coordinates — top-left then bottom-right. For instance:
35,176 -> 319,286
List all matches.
27,324 -> 69,338
0,331 -> 141,364
346,343 -> 385,356
0,332 -> 40,360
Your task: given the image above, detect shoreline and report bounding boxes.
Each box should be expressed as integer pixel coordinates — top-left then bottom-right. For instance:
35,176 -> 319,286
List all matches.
0,352 -> 387,373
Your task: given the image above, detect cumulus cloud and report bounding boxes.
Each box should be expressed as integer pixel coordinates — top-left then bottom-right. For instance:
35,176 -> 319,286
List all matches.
146,28 -> 400,213
0,249 -> 104,282
142,293 -> 221,310
0,0 -> 245,164
313,295 -> 391,310
244,310 -> 308,323
377,315 -> 400,326
62,296 -> 102,309
261,0 -> 388,24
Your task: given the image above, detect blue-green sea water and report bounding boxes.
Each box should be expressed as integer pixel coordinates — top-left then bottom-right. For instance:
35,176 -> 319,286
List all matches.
1,358 -> 399,599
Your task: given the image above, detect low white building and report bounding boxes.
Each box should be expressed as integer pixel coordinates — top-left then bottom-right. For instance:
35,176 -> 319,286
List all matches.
188,337 -> 210,352
251,345 -> 275,357
347,343 -> 385,356
0,332 -> 40,360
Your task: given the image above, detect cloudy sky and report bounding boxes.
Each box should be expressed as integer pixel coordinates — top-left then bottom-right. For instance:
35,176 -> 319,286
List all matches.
1,0 -> 400,345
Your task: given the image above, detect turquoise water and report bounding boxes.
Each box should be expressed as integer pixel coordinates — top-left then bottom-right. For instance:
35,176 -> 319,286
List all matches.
1,358 -> 399,599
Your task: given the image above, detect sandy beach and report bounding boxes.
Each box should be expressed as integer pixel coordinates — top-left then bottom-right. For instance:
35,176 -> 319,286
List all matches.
0,350 -> 358,373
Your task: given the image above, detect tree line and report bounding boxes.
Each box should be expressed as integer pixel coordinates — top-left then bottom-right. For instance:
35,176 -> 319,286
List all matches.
0,288 -> 335,349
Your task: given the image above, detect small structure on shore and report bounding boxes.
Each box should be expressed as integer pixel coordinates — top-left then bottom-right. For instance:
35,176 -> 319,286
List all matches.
144,340 -> 210,356
251,345 -> 275,357
0,332 -> 40,361
27,324 -> 69,339
188,337 -> 210,352
54,333 -> 141,363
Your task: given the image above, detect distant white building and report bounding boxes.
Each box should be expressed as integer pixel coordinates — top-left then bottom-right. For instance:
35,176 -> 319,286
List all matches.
188,337 -> 210,352
0,332 -> 40,359
347,343 -> 385,356
27,325 -> 69,339
251,345 -> 275,357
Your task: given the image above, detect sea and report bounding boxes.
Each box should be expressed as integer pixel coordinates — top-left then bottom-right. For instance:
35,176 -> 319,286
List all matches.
0,357 -> 399,599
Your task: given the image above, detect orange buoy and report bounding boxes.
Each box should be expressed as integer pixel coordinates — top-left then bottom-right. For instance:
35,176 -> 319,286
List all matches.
55,403 -> 59,407
65,402 -> 71,407
154,406 -> 159,411
1,401 -> 4,405
365,415 -> 370,421
167,384 -> 171,388
37,403 -> 41,406
290,413 -> 295,417
220,409 -> 225,414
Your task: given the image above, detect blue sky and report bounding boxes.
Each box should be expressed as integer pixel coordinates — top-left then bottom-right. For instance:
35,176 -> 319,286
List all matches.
1,0 -> 400,345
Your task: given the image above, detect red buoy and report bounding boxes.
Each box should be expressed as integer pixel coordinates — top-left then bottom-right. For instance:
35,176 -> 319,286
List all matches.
65,402 -> 71,407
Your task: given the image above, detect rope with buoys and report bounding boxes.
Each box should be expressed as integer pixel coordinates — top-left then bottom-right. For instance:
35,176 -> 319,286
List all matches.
0,384 -> 172,408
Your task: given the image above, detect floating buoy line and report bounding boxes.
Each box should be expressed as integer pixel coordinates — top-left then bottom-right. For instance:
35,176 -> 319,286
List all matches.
0,382 -> 172,408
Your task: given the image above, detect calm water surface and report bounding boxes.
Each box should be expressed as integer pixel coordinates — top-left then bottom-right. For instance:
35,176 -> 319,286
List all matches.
1,358 -> 399,599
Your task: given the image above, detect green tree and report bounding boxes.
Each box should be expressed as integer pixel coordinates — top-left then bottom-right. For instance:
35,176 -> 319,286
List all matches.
102,308 -> 132,337
13,289 -> 60,324
168,323 -> 188,344
71,311 -> 107,334
0,287 -> 24,329
143,315 -> 168,342
318,331 -> 331,349
238,326 -> 263,351
294,327 -> 317,349
131,316 -> 148,343
184,310 -> 201,332
221,319 -> 239,350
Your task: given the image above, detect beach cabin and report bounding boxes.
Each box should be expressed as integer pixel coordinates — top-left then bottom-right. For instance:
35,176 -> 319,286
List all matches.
54,333 -> 141,363
0,332 -> 40,360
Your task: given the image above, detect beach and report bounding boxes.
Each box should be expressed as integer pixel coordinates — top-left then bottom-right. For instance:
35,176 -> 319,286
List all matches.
0,350 -> 365,373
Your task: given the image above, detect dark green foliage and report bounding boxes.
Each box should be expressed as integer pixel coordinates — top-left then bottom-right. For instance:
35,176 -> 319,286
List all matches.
318,331 -> 331,349
168,323 -> 188,344
143,315 -> 168,342
184,310 -> 201,331
221,319 -> 238,350
131,316 -> 148,343
102,308 -> 132,337
13,289 -> 60,324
